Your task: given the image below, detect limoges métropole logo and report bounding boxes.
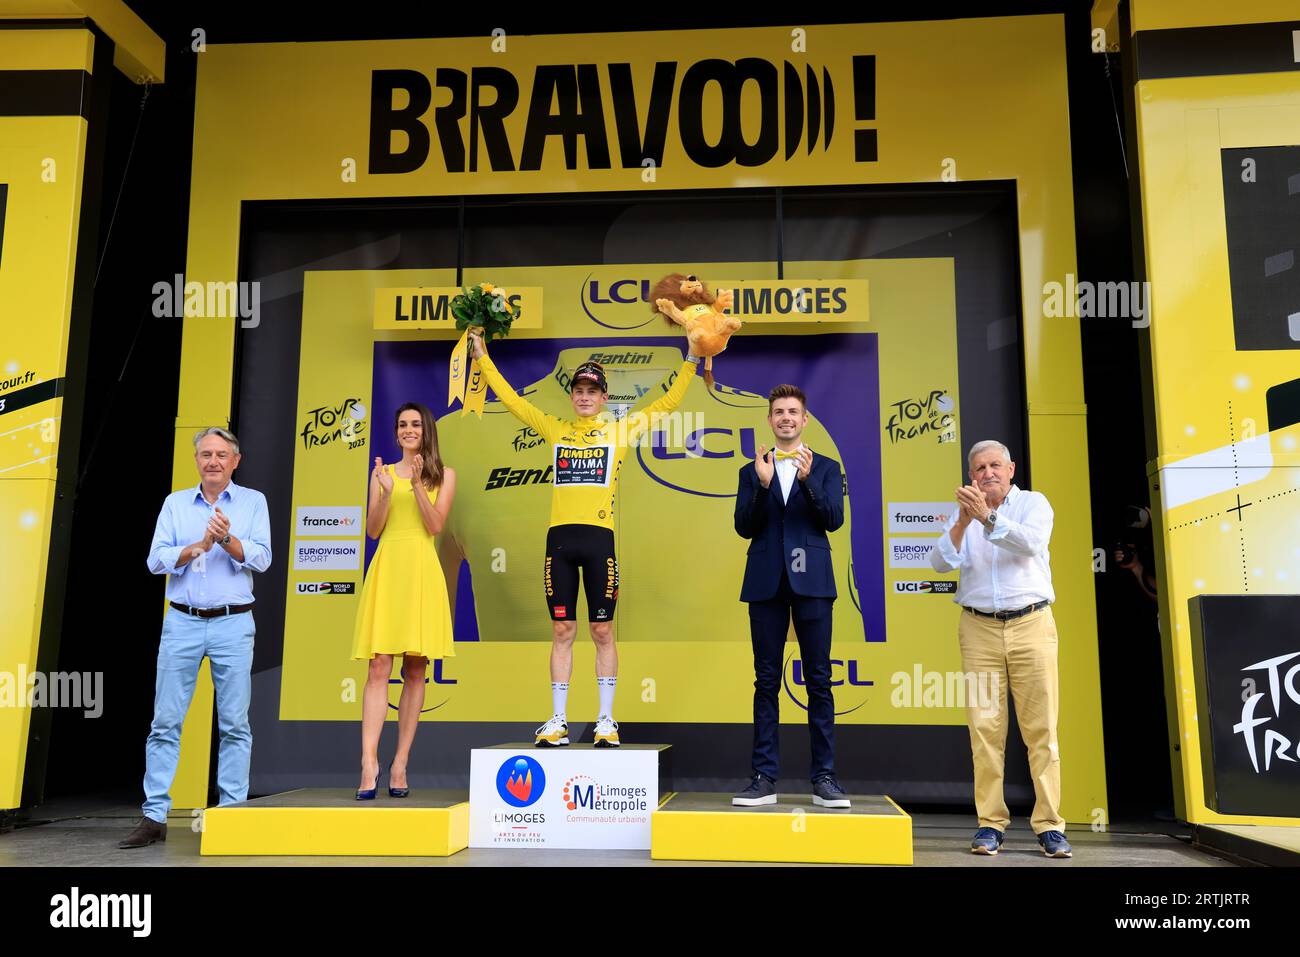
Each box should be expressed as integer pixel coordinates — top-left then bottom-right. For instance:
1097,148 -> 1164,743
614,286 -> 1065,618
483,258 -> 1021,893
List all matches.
561,774 -> 650,813
496,755 -> 546,808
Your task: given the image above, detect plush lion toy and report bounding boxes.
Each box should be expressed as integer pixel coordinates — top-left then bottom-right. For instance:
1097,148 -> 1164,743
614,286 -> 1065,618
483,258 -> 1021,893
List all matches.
651,273 -> 743,386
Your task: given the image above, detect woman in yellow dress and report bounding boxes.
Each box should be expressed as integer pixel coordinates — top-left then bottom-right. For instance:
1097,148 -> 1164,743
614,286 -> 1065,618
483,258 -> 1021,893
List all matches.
352,402 -> 456,799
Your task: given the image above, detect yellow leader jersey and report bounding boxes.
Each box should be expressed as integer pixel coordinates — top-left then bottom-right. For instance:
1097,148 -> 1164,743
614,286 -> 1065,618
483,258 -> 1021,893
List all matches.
476,352 -> 696,531
434,345 -> 855,645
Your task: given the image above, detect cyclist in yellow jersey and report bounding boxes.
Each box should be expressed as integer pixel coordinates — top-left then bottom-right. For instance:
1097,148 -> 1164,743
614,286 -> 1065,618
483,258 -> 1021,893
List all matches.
467,329 -> 698,747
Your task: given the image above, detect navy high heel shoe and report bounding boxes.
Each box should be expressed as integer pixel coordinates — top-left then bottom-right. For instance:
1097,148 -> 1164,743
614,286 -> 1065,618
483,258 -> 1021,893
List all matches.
388,763 -> 410,799
355,764 -> 381,801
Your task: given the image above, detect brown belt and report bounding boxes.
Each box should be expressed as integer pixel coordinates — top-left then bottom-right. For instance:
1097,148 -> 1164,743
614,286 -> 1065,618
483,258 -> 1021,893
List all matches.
963,600 -> 1050,622
169,601 -> 254,619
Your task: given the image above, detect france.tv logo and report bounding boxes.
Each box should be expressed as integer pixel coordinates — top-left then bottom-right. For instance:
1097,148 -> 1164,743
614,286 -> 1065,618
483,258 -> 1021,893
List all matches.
496,755 -> 546,808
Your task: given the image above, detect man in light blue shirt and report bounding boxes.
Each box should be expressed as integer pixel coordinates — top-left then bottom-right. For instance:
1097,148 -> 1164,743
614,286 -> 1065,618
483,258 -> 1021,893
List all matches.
120,427 -> 271,849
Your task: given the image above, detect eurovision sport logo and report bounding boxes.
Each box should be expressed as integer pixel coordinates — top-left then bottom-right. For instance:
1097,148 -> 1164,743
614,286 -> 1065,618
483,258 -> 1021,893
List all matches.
889,538 -> 936,569
496,755 -> 546,808
293,540 -> 361,570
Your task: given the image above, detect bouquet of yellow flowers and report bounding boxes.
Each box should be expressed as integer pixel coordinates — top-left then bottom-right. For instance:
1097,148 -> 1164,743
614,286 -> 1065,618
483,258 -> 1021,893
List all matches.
448,282 -> 521,416
450,282 -> 521,342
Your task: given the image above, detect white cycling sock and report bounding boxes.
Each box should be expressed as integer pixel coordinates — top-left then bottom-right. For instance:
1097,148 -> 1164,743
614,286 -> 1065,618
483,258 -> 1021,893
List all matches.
597,676 -> 617,718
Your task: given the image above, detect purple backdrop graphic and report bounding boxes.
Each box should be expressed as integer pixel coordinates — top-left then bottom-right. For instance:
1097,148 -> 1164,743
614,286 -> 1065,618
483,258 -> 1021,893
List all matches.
370,333 -> 885,643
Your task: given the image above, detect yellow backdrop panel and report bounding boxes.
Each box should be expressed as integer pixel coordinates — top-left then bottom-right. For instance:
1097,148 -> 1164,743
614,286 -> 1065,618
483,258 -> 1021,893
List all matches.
0,29 -> 93,810
174,17 -> 1102,819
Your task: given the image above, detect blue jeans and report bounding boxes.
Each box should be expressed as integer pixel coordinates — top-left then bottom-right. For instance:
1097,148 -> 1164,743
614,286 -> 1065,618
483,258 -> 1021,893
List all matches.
142,609 -> 255,822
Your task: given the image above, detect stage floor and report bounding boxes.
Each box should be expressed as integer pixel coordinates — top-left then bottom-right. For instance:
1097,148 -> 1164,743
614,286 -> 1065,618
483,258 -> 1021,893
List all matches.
0,792 -> 1236,867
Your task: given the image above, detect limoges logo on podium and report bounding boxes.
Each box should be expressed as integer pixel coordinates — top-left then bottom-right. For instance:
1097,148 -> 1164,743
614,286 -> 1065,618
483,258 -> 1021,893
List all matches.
470,746 -> 661,849
495,755 -> 545,808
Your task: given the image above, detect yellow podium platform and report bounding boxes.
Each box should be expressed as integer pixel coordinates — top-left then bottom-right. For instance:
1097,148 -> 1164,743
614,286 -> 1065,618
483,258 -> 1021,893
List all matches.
651,792 -> 912,865
1195,823 -> 1300,867
200,788 -> 469,857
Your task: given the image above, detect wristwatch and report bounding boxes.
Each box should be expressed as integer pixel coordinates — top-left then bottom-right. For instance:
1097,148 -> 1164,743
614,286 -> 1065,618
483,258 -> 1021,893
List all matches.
984,510 -> 998,528
219,534 -> 232,546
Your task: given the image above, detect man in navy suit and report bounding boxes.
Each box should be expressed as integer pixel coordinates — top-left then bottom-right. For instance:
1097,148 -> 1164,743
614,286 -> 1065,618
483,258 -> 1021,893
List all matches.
732,384 -> 849,808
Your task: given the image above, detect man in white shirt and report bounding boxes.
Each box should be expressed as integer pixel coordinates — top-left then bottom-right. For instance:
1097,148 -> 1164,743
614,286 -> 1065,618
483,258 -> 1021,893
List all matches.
929,439 -> 1071,859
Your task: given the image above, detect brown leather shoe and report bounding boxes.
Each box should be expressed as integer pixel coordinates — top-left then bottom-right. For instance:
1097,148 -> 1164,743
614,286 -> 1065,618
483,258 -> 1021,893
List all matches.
118,817 -> 166,848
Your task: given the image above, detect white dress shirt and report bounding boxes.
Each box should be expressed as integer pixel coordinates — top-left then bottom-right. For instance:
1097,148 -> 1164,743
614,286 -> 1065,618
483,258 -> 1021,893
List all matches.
772,445 -> 806,503
928,484 -> 1054,612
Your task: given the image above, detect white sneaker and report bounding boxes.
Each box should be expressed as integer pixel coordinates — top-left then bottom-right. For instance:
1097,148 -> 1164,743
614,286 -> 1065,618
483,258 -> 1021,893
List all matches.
534,715 -> 569,747
593,714 -> 621,748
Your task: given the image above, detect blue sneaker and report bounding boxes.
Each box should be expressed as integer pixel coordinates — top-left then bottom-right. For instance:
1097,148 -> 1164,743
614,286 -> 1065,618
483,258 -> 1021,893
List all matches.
970,827 -> 1004,855
1038,830 -> 1073,858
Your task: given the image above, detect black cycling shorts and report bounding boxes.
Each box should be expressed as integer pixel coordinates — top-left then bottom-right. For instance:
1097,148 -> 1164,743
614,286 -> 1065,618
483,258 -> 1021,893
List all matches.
544,524 -> 618,622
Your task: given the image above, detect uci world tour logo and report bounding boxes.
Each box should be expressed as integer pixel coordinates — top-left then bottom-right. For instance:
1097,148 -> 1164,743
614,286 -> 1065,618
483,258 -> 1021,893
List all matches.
496,755 -> 546,807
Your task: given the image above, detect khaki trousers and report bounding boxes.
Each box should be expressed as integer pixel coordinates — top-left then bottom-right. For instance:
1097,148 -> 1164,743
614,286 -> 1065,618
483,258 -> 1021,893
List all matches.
957,605 -> 1064,834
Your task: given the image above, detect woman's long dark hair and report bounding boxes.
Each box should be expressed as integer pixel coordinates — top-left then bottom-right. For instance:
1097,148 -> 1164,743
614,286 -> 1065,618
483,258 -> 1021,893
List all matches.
394,402 -> 443,489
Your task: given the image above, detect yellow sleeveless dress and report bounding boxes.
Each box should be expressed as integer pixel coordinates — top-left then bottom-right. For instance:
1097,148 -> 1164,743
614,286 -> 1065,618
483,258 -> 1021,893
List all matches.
350,465 -> 455,660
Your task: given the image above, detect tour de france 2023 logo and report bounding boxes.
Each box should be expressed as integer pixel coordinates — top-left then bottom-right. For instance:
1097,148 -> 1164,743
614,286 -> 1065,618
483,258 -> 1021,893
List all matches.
300,397 -> 367,451
496,754 -> 546,808
883,389 -> 955,445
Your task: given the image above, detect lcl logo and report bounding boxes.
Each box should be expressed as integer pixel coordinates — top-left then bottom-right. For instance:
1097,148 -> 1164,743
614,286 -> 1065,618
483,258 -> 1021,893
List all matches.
652,427 -> 758,460
782,652 -> 872,716
637,427 -> 761,498
388,659 -> 457,714
581,277 -> 656,330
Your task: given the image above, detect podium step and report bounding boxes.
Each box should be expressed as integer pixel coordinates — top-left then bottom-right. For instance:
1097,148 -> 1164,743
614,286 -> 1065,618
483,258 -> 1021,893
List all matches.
651,792 -> 912,865
200,788 -> 469,857
469,743 -> 669,849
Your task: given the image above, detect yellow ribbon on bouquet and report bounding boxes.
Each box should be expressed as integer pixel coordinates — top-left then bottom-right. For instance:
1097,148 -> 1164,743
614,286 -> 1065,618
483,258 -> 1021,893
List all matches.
448,328 -> 488,417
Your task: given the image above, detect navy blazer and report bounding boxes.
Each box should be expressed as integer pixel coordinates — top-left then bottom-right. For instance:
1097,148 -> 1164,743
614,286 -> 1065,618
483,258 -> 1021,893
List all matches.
734,450 -> 845,602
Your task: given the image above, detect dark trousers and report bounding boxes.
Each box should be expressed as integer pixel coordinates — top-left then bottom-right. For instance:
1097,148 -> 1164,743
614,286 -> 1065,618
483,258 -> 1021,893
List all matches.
749,569 -> 835,782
